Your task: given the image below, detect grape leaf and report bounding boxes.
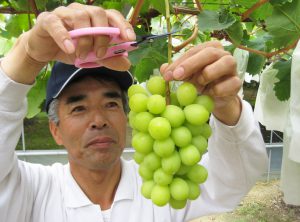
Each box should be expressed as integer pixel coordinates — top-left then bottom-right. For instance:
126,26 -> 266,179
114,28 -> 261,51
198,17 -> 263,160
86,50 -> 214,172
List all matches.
198,10 -> 236,32
250,2 -> 273,21
246,53 -> 265,75
5,14 -> 33,38
10,0 -> 29,10
133,58 -> 159,82
151,0 -> 165,15
26,71 -> 49,118
225,21 -> 243,45
266,0 -> 300,48
270,0 -> 293,6
0,37 -> 15,56
102,1 -> 122,11
273,59 -> 291,101
129,37 -> 168,65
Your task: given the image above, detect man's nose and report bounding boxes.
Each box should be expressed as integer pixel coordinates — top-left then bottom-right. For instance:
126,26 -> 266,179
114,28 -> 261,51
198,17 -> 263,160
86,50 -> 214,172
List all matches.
89,109 -> 108,130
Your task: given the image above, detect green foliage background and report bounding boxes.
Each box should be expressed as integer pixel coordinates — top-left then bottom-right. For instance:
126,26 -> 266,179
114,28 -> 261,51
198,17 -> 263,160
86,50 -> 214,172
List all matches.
0,0 -> 299,118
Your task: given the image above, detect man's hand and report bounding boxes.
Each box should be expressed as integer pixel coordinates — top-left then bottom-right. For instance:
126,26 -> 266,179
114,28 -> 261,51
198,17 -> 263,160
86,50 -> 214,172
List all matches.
1,3 -> 135,84
160,41 -> 242,125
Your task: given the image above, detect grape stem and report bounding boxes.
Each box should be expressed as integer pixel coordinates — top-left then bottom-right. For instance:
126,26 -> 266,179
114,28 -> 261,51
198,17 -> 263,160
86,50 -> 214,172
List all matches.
165,0 -> 171,105
173,25 -> 199,53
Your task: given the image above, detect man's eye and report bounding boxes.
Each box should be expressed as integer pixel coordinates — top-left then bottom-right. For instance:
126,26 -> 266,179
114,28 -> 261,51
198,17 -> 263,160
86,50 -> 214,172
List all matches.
106,102 -> 119,108
71,106 -> 86,113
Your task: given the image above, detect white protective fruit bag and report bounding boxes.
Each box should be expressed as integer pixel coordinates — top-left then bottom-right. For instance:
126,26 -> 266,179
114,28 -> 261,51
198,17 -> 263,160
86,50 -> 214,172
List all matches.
288,41 -> 300,163
281,42 -> 300,205
233,48 -> 249,99
254,64 -> 290,132
256,41 -> 300,205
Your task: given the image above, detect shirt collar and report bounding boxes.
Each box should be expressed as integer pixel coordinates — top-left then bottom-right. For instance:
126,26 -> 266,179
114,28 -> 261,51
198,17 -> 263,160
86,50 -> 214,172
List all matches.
63,158 -> 134,208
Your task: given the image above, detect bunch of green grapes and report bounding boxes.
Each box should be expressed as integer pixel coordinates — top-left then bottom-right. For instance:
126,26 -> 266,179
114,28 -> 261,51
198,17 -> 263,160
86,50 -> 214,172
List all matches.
128,75 -> 214,209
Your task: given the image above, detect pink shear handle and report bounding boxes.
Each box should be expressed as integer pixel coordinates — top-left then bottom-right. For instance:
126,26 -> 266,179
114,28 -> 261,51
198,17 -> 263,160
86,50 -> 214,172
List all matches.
69,27 -> 135,68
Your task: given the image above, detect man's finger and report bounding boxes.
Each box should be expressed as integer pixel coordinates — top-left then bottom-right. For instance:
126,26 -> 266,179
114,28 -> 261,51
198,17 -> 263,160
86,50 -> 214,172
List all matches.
204,75 -> 242,98
60,4 -> 95,60
162,41 -> 224,77
197,54 -> 237,85
35,12 -> 75,55
167,47 -> 230,81
106,9 -> 136,41
100,56 -> 131,71
77,5 -> 110,58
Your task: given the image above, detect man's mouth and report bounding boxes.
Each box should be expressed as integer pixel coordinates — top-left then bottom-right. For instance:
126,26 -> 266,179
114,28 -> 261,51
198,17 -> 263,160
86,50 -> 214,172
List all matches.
86,136 -> 116,149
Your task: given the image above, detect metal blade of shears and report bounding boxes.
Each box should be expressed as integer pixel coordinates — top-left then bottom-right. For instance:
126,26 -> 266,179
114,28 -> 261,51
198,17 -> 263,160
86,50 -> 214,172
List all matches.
131,30 -> 179,47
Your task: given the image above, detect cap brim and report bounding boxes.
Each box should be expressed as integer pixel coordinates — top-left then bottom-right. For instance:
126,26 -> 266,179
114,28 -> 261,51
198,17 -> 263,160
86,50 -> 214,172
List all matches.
53,66 -> 134,99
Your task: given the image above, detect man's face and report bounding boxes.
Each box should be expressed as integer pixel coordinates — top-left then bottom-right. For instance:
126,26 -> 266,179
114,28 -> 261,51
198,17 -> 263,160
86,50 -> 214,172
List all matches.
49,77 -> 127,170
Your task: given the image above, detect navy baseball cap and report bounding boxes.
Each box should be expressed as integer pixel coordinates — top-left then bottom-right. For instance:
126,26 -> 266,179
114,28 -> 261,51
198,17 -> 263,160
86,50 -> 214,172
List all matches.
45,62 -> 134,112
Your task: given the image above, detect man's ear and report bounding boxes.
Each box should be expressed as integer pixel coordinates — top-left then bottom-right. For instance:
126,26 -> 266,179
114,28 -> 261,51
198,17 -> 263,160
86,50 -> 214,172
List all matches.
49,120 -> 63,145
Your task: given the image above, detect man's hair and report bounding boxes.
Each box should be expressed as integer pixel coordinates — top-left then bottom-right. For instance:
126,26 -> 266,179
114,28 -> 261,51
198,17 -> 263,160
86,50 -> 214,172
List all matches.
47,74 -> 129,125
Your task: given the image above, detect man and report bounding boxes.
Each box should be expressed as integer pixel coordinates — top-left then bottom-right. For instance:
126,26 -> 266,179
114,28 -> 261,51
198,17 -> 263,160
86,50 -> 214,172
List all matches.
0,2 -> 268,222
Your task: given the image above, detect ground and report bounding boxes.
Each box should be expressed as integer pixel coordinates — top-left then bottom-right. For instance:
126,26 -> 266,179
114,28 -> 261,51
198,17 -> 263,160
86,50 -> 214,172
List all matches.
190,180 -> 300,222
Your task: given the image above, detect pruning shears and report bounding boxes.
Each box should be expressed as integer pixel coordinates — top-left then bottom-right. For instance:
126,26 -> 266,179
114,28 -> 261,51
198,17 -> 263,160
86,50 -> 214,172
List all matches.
69,27 -> 177,68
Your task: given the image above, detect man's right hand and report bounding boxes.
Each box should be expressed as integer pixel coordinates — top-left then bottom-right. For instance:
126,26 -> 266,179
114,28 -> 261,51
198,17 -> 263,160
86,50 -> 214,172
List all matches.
1,3 -> 135,84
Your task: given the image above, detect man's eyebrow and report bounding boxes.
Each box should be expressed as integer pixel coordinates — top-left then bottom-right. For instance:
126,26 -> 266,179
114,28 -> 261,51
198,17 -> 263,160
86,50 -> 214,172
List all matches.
65,94 -> 87,105
103,91 -> 122,99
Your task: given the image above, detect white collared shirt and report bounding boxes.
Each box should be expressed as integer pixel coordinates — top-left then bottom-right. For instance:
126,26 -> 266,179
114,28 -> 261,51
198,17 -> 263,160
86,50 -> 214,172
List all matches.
0,66 -> 268,222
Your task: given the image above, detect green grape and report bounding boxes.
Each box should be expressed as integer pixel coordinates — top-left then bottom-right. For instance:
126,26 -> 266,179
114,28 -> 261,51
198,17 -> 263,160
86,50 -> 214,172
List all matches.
195,95 -> 214,113
169,198 -> 187,209
133,151 -> 145,164
184,122 -> 203,136
139,163 -> 154,180
153,137 -> 175,158
147,94 -> 166,114
179,144 -> 201,166
161,151 -> 181,174
151,185 -> 170,206
187,164 -> 208,184
171,126 -> 192,147
175,164 -> 191,176
143,152 -> 161,171
153,168 -> 173,185
192,135 -> 208,155
132,111 -> 154,133
132,132 -> 154,154
146,76 -> 166,96
162,105 -> 185,128
129,79 -> 210,209
169,178 -> 189,201
128,84 -> 148,98
184,104 -> 209,126
141,180 -> 155,199
129,93 -> 148,113
148,117 -> 171,140
199,123 -> 212,139
186,180 -> 201,200
131,129 -> 139,136
170,92 -> 180,106
128,111 -> 137,128
176,82 -> 197,106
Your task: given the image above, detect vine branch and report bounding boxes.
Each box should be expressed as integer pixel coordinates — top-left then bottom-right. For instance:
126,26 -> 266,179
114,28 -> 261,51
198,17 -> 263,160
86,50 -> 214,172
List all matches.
129,0 -> 144,26
173,1 -> 201,53
235,39 -> 299,58
241,0 -> 269,21
29,0 -> 39,17
194,0 -> 203,11
86,0 -> 95,5
173,6 -> 200,15
0,7 -> 30,14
